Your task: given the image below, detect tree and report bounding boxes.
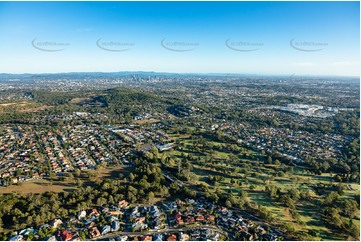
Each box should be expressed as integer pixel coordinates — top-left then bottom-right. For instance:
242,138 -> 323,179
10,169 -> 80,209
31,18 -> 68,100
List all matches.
147,192 -> 155,202
108,195 -> 114,204
225,200 -> 232,208
281,195 -> 295,209
26,233 -> 34,241
76,179 -> 83,187
129,173 -> 135,182
341,199 -> 359,218
26,216 -> 33,227
347,221 -> 360,240
277,171 -> 285,177
323,191 -> 339,205
239,190 -> 249,202
78,231 -> 86,240
0,232 -> 7,241
283,222 -> 295,233
86,170 -> 96,179
96,197 -> 107,206
139,178 -> 150,190
38,229 -> 45,239
151,147 -> 159,159
34,215 -> 42,227
75,169 -> 81,178
289,188 -> 301,201
67,173 -> 74,183
159,186 -> 169,198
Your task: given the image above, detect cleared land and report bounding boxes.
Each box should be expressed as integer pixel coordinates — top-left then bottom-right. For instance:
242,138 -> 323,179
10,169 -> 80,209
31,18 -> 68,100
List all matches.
0,166 -> 127,194
0,101 -> 52,113
0,179 -> 76,194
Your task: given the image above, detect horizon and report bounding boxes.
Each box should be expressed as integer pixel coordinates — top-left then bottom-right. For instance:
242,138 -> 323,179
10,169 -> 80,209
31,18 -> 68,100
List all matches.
0,70 -> 359,79
0,1 -> 359,76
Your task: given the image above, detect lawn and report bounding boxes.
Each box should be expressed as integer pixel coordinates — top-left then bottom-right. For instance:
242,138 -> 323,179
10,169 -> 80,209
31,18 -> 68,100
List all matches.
0,165 -> 128,194
162,130 -> 360,240
0,179 -> 76,194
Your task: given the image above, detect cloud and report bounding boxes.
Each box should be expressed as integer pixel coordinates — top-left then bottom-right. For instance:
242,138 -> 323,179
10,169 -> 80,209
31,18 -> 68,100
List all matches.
291,62 -> 317,67
332,61 -> 359,66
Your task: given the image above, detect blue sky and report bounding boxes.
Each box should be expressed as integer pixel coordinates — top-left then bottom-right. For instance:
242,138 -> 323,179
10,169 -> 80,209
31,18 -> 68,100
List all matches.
0,1 -> 359,76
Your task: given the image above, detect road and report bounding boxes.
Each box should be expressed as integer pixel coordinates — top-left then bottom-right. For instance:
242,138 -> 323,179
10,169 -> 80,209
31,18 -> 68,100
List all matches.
92,225 -> 223,240
162,172 -> 184,187
162,171 -> 287,239
162,165 -> 288,240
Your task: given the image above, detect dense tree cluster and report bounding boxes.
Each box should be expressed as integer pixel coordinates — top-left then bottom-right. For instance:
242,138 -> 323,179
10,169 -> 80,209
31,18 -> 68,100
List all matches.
321,191 -> 360,240
0,155 -> 170,233
126,158 -> 169,203
264,184 -> 360,240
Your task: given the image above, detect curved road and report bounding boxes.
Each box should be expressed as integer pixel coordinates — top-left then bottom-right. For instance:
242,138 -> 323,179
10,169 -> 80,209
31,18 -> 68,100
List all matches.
92,225 -> 223,240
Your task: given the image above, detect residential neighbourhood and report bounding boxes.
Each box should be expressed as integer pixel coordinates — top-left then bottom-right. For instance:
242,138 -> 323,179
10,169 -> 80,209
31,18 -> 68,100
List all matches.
0,74 -> 359,241
6,198 -> 281,241
0,118 -> 171,186
0,0 -> 359,240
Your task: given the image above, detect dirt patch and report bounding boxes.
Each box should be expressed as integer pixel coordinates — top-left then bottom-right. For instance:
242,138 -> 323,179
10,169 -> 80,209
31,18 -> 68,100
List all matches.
0,179 -> 76,194
133,119 -> 160,124
0,102 -> 28,107
0,166 -> 129,195
20,105 -> 54,112
70,97 -> 91,104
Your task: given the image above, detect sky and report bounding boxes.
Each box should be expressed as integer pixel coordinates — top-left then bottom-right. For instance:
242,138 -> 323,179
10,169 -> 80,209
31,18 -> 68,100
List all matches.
0,1 -> 359,76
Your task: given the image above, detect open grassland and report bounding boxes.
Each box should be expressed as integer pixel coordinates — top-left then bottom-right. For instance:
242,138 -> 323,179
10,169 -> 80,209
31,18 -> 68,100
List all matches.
0,101 -> 52,113
133,119 -> 161,125
0,102 -> 29,107
0,165 -> 127,194
0,101 -> 33,111
0,179 -> 76,194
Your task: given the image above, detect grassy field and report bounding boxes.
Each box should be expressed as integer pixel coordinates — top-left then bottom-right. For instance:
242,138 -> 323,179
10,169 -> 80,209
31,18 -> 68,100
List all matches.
0,101 -> 29,107
0,179 -> 76,194
93,165 -> 128,179
0,165 -> 127,194
0,101 -> 33,112
165,131 -> 360,240
133,119 -> 161,125
0,101 -> 52,113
